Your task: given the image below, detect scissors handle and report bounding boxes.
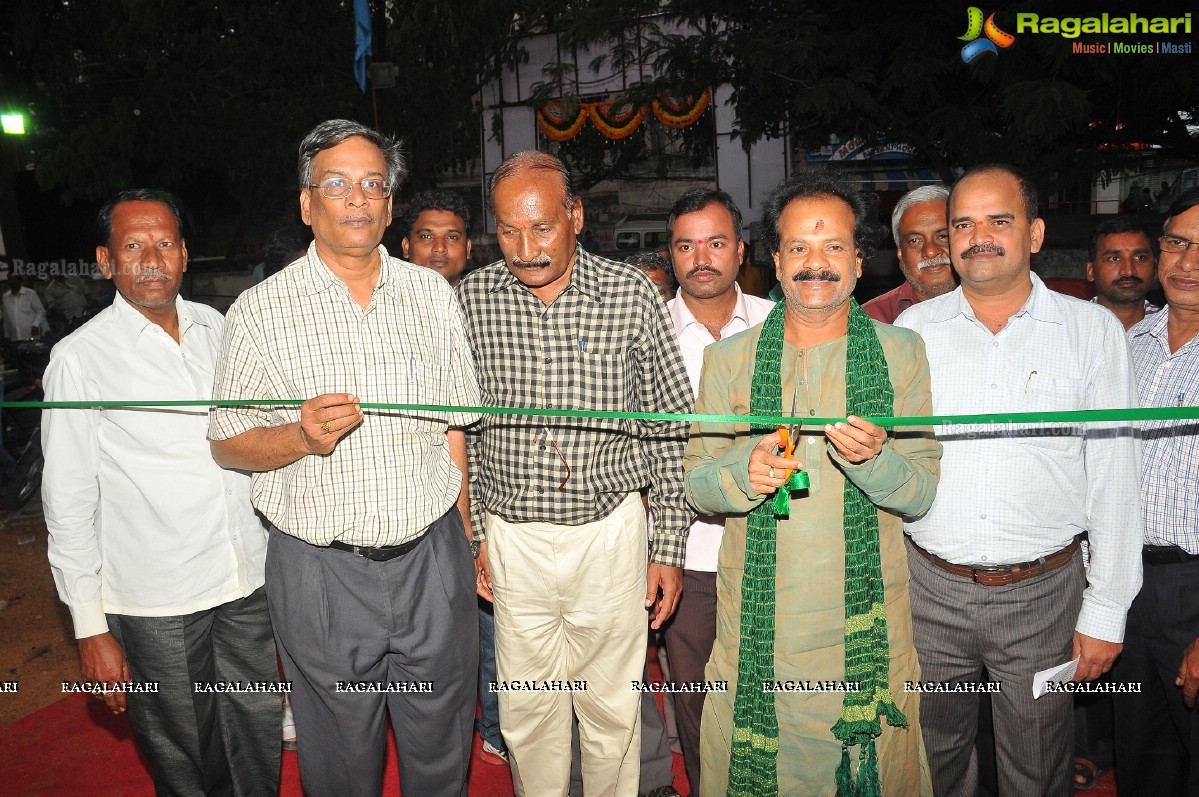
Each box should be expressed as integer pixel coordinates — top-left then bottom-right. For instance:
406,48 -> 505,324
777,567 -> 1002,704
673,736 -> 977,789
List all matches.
776,425 -> 798,479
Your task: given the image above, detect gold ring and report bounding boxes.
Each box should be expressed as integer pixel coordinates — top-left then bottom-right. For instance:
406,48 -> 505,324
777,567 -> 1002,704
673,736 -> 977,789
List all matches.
321,421 -> 332,434
768,467 -> 776,479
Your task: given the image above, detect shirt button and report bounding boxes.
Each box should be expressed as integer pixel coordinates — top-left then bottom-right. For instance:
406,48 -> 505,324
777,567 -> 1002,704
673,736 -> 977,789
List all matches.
993,341 -> 999,348
991,384 -> 997,389
539,444 -> 547,450
981,555 -> 988,561
809,410 -> 816,416
980,513 -> 987,520
807,436 -> 816,445
544,357 -> 552,364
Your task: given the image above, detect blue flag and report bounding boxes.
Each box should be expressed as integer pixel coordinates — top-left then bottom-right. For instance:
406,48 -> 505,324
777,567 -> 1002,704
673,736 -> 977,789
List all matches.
354,0 -> 371,93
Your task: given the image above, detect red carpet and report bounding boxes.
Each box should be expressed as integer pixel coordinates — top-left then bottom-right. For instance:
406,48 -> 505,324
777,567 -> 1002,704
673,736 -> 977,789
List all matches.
0,693 -> 688,796
0,689 -> 1116,796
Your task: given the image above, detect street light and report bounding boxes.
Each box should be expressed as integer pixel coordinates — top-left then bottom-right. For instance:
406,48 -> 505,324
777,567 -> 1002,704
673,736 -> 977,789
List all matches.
1,114 -> 26,135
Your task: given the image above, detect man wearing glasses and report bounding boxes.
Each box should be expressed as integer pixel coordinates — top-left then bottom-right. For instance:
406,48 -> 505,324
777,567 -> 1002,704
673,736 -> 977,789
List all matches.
458,151 -> 693,797
1113,188 -> 1199,796
208,119 -> 482,797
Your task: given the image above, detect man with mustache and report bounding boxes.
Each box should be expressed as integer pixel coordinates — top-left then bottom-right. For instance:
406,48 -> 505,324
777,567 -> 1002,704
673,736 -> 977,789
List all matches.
42,189 -> 281,795
863,185 -> 955,324
457,151 -> 693,797
1086,216 -> 1160,331
685,170 -> 940,796
1112,188 -> 1199,796
660,187 -> 773,795
209,120 -> 482,796
895,164 -> 1143,796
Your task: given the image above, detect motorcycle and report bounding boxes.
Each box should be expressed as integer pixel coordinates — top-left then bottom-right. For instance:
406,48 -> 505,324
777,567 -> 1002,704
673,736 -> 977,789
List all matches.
1,339 -> 51,511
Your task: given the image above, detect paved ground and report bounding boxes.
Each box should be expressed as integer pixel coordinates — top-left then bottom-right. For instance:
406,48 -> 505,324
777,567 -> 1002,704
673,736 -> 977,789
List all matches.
0,496 -> 81,727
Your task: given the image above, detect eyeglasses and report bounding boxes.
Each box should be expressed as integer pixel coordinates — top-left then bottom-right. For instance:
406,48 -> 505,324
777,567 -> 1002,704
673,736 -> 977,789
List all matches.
1160,234 -> 1199,254
307,177 -> 392,200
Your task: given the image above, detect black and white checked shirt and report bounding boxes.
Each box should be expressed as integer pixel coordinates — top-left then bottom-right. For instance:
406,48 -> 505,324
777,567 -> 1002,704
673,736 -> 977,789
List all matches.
209,244 -> 481,547
458,245 -> 694,567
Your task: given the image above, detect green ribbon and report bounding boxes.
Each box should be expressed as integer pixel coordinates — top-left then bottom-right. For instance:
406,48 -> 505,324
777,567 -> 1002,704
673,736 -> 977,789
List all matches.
7,399 -> 1199,429
771,469 -> 810,515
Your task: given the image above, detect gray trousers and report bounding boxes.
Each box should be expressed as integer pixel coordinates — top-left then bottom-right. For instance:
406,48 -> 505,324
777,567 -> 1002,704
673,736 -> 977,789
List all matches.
266,509 -> 478,797
108,586 -> 280,797
907,540 -> 1083,797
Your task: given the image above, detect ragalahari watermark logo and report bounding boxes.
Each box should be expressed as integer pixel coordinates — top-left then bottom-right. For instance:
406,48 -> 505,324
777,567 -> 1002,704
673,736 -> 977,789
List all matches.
959,7 -> 1016,63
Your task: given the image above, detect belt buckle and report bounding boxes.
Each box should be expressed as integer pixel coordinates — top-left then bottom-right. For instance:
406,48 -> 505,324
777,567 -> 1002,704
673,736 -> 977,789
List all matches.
970,565 -> 1009,585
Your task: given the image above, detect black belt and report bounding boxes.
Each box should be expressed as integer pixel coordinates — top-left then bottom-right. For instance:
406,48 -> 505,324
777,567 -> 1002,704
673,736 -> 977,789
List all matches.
1142,544 -> 1199,565
328,533 -> 426,562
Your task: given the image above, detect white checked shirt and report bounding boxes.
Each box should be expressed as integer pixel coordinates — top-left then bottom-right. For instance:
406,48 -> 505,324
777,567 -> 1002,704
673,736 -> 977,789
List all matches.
668,286 -> 775,571
1129,308 -> 1199,552
42,294 -> 267,639
209,244 -> 481,548
896,274 -> 1143,643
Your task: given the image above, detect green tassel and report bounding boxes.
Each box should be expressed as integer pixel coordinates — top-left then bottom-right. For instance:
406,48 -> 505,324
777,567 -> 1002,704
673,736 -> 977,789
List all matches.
856,740 -> 882,797
835,743 -> 853,797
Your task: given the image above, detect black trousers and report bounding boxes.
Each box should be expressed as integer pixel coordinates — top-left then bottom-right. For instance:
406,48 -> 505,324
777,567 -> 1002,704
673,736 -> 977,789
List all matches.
1113,557 -> 1199,797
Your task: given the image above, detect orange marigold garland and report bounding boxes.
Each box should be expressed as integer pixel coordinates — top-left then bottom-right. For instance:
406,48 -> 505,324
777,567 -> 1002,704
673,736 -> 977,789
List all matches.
651,88 -> 712,129
537,89 -> 711,142
538,100 -> 587,142
589,101 -> 647,140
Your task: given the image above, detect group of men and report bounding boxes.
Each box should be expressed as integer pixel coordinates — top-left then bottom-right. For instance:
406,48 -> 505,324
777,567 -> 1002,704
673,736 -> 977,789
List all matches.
38,115 -> 1199,797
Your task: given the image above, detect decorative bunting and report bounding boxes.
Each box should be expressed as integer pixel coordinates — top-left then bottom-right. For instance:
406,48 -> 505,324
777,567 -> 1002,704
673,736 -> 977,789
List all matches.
536,89 -> 712,142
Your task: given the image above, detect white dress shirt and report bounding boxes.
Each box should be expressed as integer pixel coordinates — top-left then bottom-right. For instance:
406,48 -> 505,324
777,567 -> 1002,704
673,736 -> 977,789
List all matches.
2,286 -> 48,340
668,286 -> 775,571
42,293 -> 267,639
896,274 -> 1143,643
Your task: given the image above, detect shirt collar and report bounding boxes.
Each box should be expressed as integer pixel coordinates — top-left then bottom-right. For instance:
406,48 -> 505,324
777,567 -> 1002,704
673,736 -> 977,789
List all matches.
486,243 -> 602,302
300,241 -> 398,298
929,272 -> 1058,325
670,283 -> 750,333
1130,304 -> 1173,343
111,292 -> 205,347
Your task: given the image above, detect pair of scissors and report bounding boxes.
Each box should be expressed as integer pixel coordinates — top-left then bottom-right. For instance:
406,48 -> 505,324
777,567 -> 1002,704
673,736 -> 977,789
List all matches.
775,388 -> 800,480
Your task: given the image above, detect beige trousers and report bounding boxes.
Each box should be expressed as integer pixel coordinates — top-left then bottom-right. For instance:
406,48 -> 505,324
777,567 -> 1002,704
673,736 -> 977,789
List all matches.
488,494 -> 647,797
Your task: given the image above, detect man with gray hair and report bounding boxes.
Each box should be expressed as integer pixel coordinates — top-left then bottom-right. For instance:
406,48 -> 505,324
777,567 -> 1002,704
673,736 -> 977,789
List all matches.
863,184 -> 955,323
208,119 -> 482,796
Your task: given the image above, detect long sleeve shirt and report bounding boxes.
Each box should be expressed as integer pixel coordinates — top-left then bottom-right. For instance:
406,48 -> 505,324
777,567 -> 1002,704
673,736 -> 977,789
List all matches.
42,294 -> 266,638
458,246 -> 695,567
1128,308 -> 1199,552
895,275 -> 1143,643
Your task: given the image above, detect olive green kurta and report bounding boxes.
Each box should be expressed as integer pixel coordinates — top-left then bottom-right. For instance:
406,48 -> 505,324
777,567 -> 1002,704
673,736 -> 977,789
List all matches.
684,319 -> 940,797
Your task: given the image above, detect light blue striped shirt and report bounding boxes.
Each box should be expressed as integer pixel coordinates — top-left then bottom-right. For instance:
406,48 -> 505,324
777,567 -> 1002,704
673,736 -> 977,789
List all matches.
896,274 -> 1143,643
1128,308 -> 1199,552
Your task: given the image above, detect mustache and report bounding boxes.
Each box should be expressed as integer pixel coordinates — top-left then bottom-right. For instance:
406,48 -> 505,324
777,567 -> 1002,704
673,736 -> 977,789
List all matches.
918,257 -> 951,270
961,243 -> 1005,259
792,269 -> 841,282
1112,276 -> 1144,286
136,270 -> 173,284
338,213 -> 377,224
512,255 -> 552,268
686,266 -> 721,279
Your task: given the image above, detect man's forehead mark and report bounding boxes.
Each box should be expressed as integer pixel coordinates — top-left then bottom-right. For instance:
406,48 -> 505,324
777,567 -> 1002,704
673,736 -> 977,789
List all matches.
814,219 -> 824,232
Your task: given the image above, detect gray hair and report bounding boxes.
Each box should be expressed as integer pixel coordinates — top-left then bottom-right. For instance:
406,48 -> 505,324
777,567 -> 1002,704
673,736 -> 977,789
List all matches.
489,151 -> 575,213
891,184 -> 950,246
297,119 -> 405,193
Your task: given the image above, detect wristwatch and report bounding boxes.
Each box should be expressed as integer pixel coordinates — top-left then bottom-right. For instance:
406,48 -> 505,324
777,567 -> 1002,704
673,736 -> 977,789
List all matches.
470,540 -> 482,559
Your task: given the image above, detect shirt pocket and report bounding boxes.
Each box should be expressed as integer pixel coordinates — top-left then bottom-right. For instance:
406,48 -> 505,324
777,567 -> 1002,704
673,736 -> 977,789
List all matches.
1018,375 -> 1084,455
575,343 -> 629,412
